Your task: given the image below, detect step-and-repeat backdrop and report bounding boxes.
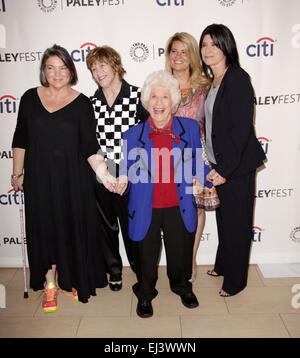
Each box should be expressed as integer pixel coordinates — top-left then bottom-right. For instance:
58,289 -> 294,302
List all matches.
0,0 -> 299,267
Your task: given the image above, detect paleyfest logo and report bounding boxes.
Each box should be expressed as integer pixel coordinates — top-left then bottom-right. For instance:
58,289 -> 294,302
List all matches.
37,0 -> 58,13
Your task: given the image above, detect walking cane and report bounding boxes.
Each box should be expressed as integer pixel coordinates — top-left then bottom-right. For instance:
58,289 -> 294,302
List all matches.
19,191 -> 29,298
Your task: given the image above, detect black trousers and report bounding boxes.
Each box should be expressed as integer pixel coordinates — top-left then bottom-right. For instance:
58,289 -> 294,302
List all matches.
214,171 -> 256,295
95,181 -> 135,276
132,206 -> 194,301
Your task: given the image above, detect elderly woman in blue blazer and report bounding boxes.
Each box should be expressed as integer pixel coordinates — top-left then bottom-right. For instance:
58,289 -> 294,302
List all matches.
199,24 -> 266,297
117,70 -> 204,318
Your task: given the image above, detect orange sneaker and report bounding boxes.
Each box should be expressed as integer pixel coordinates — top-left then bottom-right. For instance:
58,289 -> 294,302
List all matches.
72,288 -> 78,301
42,282 -> 58,313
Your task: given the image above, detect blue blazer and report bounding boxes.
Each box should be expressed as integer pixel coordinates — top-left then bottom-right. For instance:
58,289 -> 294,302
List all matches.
120,116 -> 204,242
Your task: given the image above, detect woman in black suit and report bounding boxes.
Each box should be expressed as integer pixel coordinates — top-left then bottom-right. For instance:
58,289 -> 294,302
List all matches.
199,24 -> 266,297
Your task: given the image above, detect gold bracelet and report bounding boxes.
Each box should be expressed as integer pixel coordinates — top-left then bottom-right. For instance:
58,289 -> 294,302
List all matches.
11,173 -> 23,180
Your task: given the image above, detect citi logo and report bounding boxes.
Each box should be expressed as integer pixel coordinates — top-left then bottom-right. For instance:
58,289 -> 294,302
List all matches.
246,37 -> 276,57
0,189 -> 23,205
252,226 -> 263,242
258,137 -> 271,155
156,0 -> 184,5
70,42 -> 97,62
0,95 -> 17,114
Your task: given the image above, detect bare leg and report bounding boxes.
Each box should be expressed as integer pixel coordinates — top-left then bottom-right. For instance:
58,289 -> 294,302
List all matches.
45,265 -> 57,285
190,209 -> 205,281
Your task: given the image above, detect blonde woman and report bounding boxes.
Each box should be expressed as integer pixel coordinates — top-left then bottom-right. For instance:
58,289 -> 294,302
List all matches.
165,32 -> 219,281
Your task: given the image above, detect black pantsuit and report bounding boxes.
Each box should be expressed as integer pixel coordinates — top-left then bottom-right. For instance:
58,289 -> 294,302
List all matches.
95,181 -> 135,276
214,172 -> 255,295
132,207 -> 194,301
205,64 -> 266,295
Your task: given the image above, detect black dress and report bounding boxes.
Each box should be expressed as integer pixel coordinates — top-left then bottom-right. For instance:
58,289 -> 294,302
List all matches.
12,88 -> 108,303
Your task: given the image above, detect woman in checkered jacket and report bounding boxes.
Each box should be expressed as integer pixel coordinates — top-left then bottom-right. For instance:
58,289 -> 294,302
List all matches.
86,46 -> 148,291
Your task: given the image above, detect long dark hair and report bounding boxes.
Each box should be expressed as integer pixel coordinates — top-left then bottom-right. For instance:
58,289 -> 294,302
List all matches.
40,44 -> 78,87
199,24 -> 240,79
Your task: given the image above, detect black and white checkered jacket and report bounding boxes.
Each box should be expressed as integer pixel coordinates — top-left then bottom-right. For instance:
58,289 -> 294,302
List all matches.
90,80 -> 148,164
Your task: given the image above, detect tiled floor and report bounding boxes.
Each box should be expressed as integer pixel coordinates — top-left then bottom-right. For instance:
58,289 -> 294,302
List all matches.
0,265 -> 299,338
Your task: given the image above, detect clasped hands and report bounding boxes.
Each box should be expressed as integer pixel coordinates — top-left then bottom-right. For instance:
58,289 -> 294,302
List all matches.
100,173 -> 128,196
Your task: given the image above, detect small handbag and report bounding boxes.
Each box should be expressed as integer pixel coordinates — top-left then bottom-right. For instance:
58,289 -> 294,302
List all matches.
196,136 -> 220,211
195,186 -> 220,211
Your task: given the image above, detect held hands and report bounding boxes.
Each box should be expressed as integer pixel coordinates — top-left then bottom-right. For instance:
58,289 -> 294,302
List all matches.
96,161 -> 128,195
206,169 -> 226,186
114,175 -> 128,196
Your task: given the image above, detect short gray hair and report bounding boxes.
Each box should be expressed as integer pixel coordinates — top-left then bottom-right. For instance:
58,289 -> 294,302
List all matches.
141,70 -> 181,113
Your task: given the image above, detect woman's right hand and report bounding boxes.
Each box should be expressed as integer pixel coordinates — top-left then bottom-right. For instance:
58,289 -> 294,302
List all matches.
101,173 -> 117,193
11,174 -> 24,192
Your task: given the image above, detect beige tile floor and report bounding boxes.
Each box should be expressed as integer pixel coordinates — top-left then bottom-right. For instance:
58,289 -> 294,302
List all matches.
0,265 -> 299,338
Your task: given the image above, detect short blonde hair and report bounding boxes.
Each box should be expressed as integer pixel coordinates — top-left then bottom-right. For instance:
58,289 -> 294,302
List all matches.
86,46 -> 126,79
165,32 -> 210,92
141,70 -> 181,113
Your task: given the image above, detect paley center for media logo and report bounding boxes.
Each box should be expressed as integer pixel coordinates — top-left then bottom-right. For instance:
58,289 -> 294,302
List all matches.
130,42 -> 150,63
246,37 -> 276,57
218,0 -> 237,7
0,95 -> 18,114
70,42 -> 96,62
129,42 -> 166,63
290,227 -> 300,243
252,226 -> 264,242
37,0 -> 58,13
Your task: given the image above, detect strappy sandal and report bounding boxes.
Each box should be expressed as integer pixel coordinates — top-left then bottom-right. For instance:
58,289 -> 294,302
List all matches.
207,269 -> 221,277
219,290 -> 232,297
42,282 -> 58,313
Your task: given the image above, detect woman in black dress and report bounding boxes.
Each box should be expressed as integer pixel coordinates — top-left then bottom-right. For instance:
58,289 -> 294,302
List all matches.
11,44 -> 116,312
